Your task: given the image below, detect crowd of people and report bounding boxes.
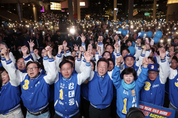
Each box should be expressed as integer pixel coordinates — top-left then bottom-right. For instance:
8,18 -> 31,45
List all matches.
0,14 -> 178,118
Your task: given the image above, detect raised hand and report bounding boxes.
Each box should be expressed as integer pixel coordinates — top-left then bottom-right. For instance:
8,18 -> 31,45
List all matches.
1,48 -> 10,60
64,46 -> 69,51
74,44 -> 79,51
84,51 -> 91,62
159,47 -> 166,60
142,57 -> 149,68
28,39 -> 35,49
143,44 -> 147,51
114,43 -> 119,53
146,44 -> 150,50
87,44 -> 92,53
80,46 -> 85,52
48,46 -> 53,58
45,46 -> 53,58
116,56 -> 123,67
97,46 -> 101,56
58,45 -> 63,54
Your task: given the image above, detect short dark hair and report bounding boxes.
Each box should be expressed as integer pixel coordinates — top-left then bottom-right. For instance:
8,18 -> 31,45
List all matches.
122,67 -> 136,80
26,61 -> 40,69
59,60 -> 73,69
150,47 -> 155,54
107,58 -> 114,65
148,56 -> 156,64
63,56 -> 75,62
16,57 -> 25,63
126,39 -> 133,45
97,58 -> 109,68
105,44 -> 114,50
90,60 -> 96,71
0,67 -> 7,88
172,56 -> 178,62
121,48 -> 130,55
0,67 -> 6,74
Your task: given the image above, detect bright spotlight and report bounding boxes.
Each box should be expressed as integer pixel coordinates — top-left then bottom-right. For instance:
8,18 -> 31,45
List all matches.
70,28 -> 75,34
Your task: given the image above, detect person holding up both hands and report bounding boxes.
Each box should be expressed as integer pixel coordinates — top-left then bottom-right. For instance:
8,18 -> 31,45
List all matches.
1,45 -> 57,118
112,56 -> 149,118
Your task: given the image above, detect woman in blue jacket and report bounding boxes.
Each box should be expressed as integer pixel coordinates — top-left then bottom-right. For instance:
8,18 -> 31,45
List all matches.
112,57 -> 149,118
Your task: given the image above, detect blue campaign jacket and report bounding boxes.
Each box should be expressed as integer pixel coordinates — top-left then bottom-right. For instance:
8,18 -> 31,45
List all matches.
0,82 -> 21,115
54,73 -> 81,118
20,74 -> 50,112
140,75 -> 165,106
88,71 -> 113,109
124,62 -> 139,73
169,69 -> 178,109
112,66 -> 148,118
81,82 -> 89,100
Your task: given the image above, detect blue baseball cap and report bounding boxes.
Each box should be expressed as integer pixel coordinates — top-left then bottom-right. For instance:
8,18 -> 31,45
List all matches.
124,53 -> 135,60
136,36 -> 141,40
148,64 -> 159,72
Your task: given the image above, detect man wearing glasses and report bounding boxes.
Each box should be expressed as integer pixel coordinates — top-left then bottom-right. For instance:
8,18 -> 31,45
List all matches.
1,46 -> 57,118
140,50 -> 169,106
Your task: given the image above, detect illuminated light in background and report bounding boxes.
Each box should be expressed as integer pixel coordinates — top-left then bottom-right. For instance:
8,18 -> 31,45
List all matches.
40,6 -> 45,12
70,27 -> 75,34
160,39 -> 164,43
167,38 -> 171,44
50,2 -> 61,10
80,2 -> 85,6
167,0 -> 178,4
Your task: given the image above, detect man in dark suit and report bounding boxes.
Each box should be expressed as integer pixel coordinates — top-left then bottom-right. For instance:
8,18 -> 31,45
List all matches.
75,32 -> 82,46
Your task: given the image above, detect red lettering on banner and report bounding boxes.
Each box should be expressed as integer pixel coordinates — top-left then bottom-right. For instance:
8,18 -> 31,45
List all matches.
139,104 -> 172,117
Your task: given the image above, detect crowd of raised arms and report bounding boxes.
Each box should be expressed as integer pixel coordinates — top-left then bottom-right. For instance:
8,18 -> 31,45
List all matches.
1,13 -> 178,118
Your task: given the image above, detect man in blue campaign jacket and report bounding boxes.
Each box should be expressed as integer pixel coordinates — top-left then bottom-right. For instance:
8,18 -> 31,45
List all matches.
140,49 -> 169,106
112,56 -> 149,118
1,46 -> 57,118
0,67 -> 24,118
120,53 -> 140,75
168,56 -> 178,117
87,58 -> 113,118
53,51 -> 91,118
